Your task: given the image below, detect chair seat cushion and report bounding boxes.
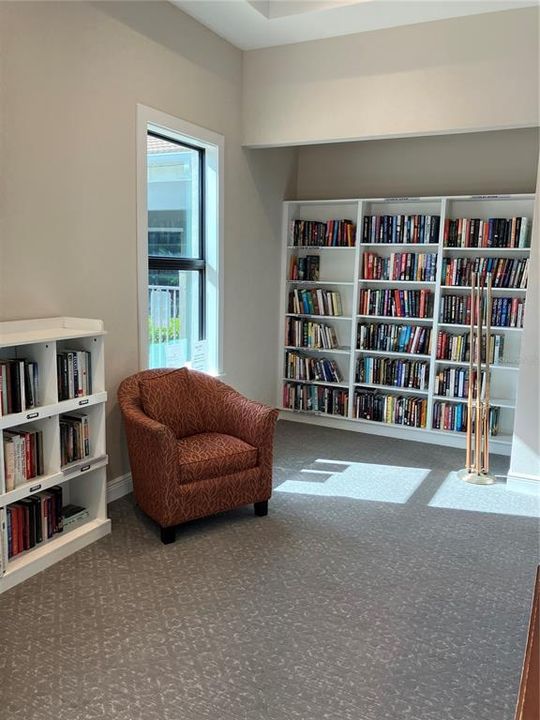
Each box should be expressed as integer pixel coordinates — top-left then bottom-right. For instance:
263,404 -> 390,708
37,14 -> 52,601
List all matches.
177,432 -> 258,484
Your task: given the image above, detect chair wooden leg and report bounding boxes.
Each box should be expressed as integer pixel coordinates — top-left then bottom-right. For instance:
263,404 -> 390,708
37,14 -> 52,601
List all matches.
160,525 -> 176,544
254,500 -> 268,517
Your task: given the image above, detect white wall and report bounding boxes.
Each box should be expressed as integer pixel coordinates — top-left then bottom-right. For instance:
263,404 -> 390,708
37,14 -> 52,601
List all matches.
0,1 -> 296,480
242,7 -> 539,147
509,159 -> 540,486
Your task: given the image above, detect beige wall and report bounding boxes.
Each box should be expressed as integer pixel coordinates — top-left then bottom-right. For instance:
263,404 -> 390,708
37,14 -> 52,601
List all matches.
295,128 -> 540,199
0,2 -> 296,480
242,8 -> 539,148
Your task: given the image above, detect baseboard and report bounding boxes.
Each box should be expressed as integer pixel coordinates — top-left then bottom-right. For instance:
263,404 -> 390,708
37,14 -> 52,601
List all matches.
507,472 -> 540,497
107,473 -> 133,503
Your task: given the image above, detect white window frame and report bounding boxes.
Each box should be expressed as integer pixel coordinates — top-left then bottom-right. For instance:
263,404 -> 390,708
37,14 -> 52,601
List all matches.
136,104 -> 224,374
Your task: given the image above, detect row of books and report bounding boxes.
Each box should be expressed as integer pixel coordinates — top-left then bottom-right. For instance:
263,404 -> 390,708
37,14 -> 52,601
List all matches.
441,257 -> 528,289
290,219 -> 355,247
285,351 -> 343,384
436,331 -> 505,364
362,252 -> 437,282
0,359 -> 39,416
444,217 -> 529,248
288,288 -> 343,317
286,319 -> 339,350
359,289 -> 433,319
357,324 -> 431,355
356,358 -> 429,391
353,391 -> 427,428
362,214 -> 440,245
3,428 -> 44,491
432,401 -> 500,436
57,350 -> 93,401
282,383 -> 348,416
433,368 -> 471,399
439,295 -> 525,328
6,487 -> 63,559
289,255 -> 320,281
60,413 -> 90,466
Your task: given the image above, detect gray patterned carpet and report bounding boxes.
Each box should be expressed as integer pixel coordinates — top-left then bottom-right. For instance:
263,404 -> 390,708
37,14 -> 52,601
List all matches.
0,420 -> 538,720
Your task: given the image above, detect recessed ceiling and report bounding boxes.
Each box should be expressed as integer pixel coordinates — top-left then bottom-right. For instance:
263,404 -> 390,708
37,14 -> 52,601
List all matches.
171,0 -> 538,50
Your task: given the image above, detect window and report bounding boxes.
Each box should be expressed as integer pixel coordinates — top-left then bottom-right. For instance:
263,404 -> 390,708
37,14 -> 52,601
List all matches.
137,106 -> 223,374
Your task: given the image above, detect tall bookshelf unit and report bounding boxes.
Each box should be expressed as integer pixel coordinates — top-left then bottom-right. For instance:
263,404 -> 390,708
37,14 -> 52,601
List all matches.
0,317 -> 111,593
278,194 -> 534,456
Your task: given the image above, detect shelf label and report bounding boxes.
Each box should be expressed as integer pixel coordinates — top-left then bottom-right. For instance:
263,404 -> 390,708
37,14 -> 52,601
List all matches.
26,412 -> 39,419
79,398 -> 89,406
80,464 -> 91,472
384,197 -> 421,202
29,484 -> 42,493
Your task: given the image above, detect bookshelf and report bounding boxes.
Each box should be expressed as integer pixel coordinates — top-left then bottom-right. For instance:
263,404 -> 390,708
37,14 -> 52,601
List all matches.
0,317 -> 111,593
278,194 -> 535,456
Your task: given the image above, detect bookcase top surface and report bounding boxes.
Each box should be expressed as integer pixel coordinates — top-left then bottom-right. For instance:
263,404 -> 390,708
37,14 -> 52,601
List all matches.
0,317 -> 106,348
285,193 -> 535,205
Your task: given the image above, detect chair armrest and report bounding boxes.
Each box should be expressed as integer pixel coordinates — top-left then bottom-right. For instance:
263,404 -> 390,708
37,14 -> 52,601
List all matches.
220,392 -> 279,449
121,405 -> 179,524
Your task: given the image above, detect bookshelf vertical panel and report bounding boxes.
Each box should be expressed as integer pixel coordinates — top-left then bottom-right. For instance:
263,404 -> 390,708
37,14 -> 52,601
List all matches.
0,435 -> 5,495
426,197 -> 447,431
67,467 -> 107,522
42,415 -> 61,476
348,200 -> 364,418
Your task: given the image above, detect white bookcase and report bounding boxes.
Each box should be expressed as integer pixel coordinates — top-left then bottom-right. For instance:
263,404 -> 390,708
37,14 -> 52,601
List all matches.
0,317 -> 111,593
278,194 -> 535,456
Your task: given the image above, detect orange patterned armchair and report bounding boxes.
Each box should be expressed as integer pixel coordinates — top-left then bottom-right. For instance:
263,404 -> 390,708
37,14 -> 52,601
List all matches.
118,368 -> 279,543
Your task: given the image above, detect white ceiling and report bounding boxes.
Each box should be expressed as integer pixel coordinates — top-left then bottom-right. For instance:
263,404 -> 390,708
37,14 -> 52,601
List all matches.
171,0 -> 538,50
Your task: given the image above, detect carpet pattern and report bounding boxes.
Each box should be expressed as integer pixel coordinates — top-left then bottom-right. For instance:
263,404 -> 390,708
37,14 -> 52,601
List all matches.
0,420 -> 538,720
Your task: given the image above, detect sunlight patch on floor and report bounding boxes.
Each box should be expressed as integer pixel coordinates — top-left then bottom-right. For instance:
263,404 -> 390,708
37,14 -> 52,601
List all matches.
275,460 -> 430,504
429,471 -> 540,517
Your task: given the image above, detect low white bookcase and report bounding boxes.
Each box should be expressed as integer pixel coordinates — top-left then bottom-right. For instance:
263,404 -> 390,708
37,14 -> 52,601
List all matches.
0,317 -> 111,593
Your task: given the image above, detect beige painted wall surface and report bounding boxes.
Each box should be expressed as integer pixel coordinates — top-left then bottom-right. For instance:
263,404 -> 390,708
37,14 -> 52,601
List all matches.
0,2 -> 296,481
295,129 -> 540,199
242,8 -> 539,147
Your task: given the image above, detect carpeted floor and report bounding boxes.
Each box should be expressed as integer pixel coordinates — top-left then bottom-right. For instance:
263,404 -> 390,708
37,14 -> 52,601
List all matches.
0,420 -> 538,720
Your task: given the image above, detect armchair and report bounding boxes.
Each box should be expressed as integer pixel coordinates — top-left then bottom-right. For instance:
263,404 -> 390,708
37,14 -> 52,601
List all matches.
117,368 -> 278,543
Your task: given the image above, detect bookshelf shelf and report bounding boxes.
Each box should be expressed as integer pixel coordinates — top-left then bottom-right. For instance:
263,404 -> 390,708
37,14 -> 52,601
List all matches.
286,313 -> 352,320
0,317 -> 110,593
360,280 -> 437,287
359,243 -> 439,250
282,378 -> 349,389
432,394 -> 515,409
429,428 -> 512,446
3,518 -> 110,591
284,345 -> 351,355
354,383 -> 428,395
443,247 -> 530,255
281,407 -> 348,420
279,194 -> 534,455
440,285 -> 526,294
287,245 -> 355,250
356,349 -> 431,360
288,280 -> 354,286
357,314 -> 433,324
438,323 -> 523,332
